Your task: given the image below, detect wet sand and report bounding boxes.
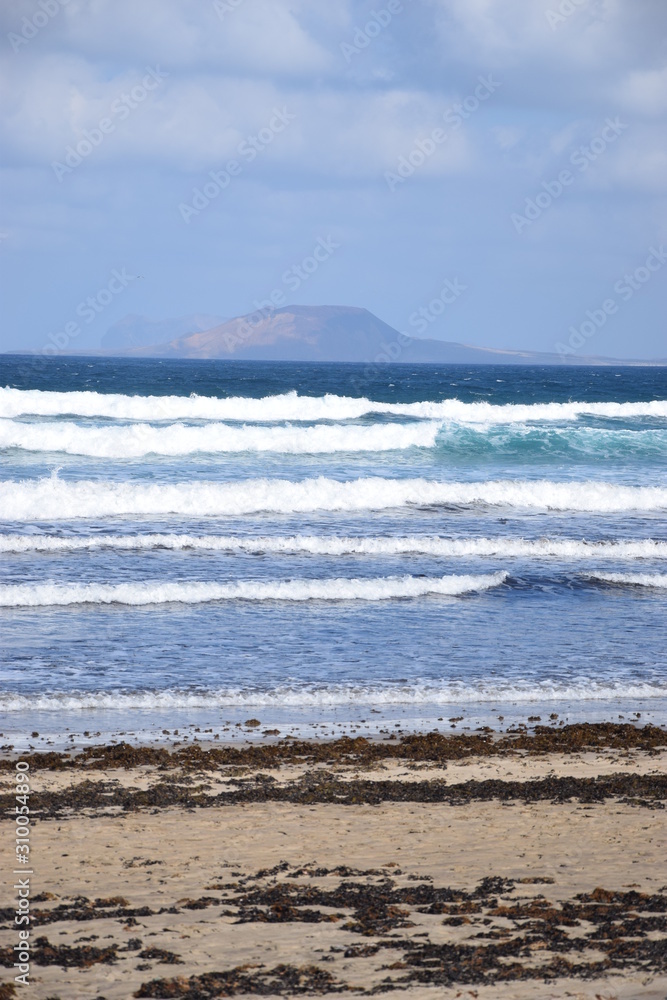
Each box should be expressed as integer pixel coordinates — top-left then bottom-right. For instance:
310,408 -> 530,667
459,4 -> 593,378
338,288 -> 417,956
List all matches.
1,723 -> 667,999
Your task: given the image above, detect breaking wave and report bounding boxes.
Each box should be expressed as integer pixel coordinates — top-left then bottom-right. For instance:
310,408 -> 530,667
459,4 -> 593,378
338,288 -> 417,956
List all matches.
2,532 -> 666,559
1,677 -> 665,711
2,386 -> 666,424
2,475 -> 665,520
2,418 -> 665,459
0,418 -> 440,457
585,572 -> 667,589
0,572 -> 508,607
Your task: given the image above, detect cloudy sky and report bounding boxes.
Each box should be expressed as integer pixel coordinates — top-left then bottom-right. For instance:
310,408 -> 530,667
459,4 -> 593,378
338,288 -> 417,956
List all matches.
1,0 -> 666,358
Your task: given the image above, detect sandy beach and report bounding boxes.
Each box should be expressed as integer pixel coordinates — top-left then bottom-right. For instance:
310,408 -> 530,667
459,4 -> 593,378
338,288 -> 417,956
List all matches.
1,723 -> 667,999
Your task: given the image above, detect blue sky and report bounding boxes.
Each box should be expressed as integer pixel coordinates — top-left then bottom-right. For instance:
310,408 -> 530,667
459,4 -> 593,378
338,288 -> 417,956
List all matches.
1,0 -> 666,358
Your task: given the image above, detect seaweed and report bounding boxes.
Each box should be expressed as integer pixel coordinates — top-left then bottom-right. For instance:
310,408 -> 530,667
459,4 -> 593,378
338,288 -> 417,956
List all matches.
0,936 -> 117,969
6,769 -> 665,819
4,723 -> 666,775
134,963 -> 343,997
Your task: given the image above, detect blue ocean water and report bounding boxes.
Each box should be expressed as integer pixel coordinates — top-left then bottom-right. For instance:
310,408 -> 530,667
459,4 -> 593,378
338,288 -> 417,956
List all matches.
1,357 -> 666,744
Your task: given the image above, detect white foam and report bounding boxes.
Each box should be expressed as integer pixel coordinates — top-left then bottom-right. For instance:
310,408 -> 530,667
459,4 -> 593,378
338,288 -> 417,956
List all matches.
586,572 -> 667,588
2,532 -> 666,559
1,677 -> 665,711
1,474 -> 664,520
0,572 -> 508,607
0,418 -> 439,457
2,387 -> 666,423
3,419 -> 665,460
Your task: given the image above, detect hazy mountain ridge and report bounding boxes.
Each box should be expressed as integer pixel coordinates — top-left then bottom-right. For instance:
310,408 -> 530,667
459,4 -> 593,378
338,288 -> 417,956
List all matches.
112,305 -> 664,365
102,313 -> 225,350
7,306 -> 664,364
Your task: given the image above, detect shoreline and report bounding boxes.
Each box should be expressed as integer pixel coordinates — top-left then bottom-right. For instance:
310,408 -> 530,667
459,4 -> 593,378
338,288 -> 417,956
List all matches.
2,698 -> 665,754
2,723 -> 667,998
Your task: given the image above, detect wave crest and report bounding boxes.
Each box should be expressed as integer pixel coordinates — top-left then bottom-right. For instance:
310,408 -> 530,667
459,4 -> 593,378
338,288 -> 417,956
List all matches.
1,677 -> 665,711
2,386 -> 666,423
586,572 -> 667,588
0,418 -> 439,457
1,475 -> 664,520
2,532 -> 665,559
2,418 -> 665,459
0,572 -> 508,607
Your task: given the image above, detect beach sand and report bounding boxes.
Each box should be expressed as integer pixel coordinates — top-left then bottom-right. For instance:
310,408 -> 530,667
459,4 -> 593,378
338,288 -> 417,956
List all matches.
2,723 -> 667,999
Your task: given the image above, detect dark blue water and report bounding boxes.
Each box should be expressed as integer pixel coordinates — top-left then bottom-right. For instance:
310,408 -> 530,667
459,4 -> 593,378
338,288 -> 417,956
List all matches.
5,355 -> 666,403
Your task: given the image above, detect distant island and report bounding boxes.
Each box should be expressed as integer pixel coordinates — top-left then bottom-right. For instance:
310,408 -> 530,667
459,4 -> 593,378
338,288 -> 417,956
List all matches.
8,305 -> 664,365
97,306 -> 664,366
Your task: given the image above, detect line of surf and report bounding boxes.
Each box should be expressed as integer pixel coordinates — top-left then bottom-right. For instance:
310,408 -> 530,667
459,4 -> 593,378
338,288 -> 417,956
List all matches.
2,533 -> 666,559
2,419 -> 666,459
2,387 -> 666,424
584,572 -> 667,588
1,475 -> 665,520
0,418 -> 440,457
0,572 -> 508,607
1,677 -> 665,711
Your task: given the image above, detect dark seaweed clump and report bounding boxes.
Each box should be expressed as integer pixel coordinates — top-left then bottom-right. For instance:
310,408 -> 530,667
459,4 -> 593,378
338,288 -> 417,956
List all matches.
4,723 -> 666,774
5,769 -> 665,819
0,936 -> 117,969
134,964 -> 342,997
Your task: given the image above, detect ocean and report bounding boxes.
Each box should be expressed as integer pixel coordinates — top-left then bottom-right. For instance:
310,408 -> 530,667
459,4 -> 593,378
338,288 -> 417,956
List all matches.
1,356 -> 666,748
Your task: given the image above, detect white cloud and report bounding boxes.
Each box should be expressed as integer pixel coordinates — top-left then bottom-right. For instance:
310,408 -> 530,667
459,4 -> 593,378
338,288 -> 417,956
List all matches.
430,0 -> 667,110
0,48 -> 478,179
1,0 -> 335,76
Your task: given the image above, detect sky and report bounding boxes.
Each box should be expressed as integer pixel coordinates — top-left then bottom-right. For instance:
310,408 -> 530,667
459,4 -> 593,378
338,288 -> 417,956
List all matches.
1,0 -> 666,359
